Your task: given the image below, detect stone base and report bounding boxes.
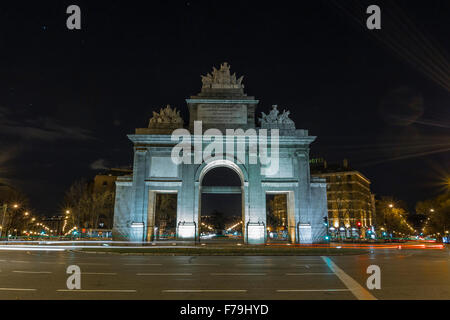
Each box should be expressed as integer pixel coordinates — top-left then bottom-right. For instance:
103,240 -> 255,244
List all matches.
130,222 -> 145,242
247,223 -> 266,244
298,224 -> 312,244
177,222 -> 196,241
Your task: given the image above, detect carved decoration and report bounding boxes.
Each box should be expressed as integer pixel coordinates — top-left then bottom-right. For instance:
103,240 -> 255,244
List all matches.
201,62 -> 244,89
259,105 -> 295,129
148,105 -> 184,128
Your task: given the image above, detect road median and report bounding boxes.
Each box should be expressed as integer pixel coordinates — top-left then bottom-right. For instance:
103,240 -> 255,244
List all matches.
79,246 -> 368,256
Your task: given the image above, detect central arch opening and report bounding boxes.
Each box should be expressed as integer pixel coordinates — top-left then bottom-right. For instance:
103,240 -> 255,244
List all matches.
200,166 -> 243,243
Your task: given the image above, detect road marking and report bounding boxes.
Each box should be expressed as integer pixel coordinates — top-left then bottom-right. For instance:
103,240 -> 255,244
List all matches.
181,264 -> 219,266
0,287 -> 37,291
136,273 -> 192,276
124,263 -> 162,266
236,264 -> 274,266
82,272 -> 117,275
211,273 -> 266,276
9,260 -> 29,263
277,289 -> 350,292
321,256 -> 377,300
57,289 -> 136,293
162,289 -> 247,293
77,263 -> 109,266
291,264 -> 310,268
12,270 -> 52,274
285,273 -> 334,276
39,262 -> 65,265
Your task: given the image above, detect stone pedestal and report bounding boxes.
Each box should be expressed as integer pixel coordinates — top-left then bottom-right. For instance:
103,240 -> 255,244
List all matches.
247,223 -> 266,244
177,222 -> 196,241
130,222 -> 145,242
298,224 -> 312,244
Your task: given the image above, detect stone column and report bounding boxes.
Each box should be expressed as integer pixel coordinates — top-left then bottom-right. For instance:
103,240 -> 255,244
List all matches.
146,191 -> 156,241
194,181 -> 201,240
130,147 -> 148,241
310,178 -> 328,242
177,163 -> 197,240
247,163 -> 266,244
294,149 -> 313,244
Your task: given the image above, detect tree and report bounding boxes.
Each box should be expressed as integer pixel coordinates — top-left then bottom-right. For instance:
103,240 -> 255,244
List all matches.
375,197 -> 412,237
62,179 -> 114,233
416,193 -> 450,238
0,188 -> 31,237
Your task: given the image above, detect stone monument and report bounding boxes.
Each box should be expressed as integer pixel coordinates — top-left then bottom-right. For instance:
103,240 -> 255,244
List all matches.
113,63 -> 327,244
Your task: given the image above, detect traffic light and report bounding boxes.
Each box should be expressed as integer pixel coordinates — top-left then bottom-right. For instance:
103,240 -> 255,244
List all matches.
356,221 -> 362,228
323,216 -> 328,226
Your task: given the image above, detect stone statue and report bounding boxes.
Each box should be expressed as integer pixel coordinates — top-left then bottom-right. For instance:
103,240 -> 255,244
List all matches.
259,105 -> 295,130
201,62 -> 244,89
148,105 -> 184,128
278,110 -> 294,125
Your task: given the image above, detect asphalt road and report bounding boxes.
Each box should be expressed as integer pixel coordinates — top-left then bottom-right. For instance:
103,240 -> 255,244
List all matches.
0,248 -> 448,300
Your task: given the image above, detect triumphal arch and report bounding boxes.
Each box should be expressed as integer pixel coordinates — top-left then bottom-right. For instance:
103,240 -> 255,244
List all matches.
113,63 -> 327,244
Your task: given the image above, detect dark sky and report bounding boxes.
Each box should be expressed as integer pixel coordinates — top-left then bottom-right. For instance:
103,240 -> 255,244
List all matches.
0,0 -> 448,215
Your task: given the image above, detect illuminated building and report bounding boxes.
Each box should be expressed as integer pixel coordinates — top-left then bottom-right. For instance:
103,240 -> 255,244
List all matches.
311,158 -> 376,239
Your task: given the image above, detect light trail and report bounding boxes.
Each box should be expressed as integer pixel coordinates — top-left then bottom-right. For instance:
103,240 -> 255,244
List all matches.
329,0 -> 450,91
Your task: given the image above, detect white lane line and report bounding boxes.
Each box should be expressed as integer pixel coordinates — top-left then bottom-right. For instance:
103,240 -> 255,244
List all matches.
236,264 -> 275,266
211,273 -> 266,276
77,263 -> 109,266
0,247 -> 64,252
12,271 -> 52,274
277,289 -> 351,292
291,264 -> 310,268
137,273 -> 192,276
39,262 -> 65,265
0,287 -> 37,291
181,264 -> 219,266
124,263 -> 162,266
82,272 -> 117,275
9,260 -> 30,263
321,256 -> 377,300
162,289 -> 247,293
285,273 -> 334,276
57,289 -> 136,293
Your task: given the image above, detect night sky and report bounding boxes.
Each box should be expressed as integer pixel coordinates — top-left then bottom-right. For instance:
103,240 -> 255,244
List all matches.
0,0 -> 448,215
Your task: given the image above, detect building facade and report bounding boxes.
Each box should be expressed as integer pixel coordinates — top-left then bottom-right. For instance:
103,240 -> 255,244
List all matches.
93,168 -> 133,194
113,63 -> 328,244
311,159 -> 376,239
